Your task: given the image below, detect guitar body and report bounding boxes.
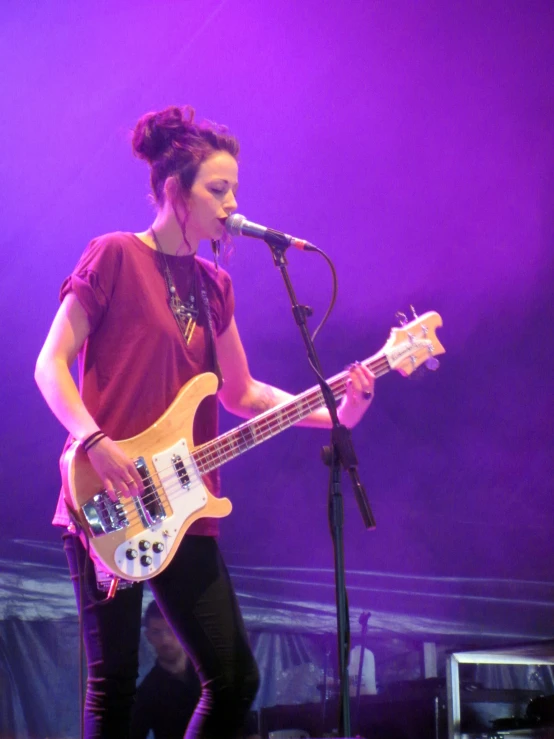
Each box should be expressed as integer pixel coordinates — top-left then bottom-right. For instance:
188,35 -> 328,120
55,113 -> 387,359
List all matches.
61,372 -> 232,582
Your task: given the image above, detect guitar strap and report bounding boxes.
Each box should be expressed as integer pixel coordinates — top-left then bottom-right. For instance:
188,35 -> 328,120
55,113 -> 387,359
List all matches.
197,266 -> 223,390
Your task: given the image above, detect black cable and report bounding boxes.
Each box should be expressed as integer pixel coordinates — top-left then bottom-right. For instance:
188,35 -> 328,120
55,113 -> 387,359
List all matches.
307,245 -> 338,346
74,537 -> 86,739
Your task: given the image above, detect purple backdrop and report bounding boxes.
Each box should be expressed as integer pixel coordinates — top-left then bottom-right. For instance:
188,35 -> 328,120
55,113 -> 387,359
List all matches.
2,0 -> 553,642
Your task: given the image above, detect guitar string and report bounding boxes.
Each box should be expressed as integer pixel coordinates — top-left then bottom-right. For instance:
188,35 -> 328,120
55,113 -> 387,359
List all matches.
89,387 -> 343,528
88,357 -> 393,530
89,357 -> 392,528
87,357 -> 393,530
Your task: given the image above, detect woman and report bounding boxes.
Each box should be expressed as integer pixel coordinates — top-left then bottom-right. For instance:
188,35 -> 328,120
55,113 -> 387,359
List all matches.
35,105 -> 375,739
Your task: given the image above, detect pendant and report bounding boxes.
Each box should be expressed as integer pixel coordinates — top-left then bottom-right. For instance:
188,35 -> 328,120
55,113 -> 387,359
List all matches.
170,294 -> 199,345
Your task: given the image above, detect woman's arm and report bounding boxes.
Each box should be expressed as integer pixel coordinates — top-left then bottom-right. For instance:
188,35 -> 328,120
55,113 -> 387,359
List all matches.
35,294 -> 143,497
35,293 -> 99,442
216,318 -> 374,429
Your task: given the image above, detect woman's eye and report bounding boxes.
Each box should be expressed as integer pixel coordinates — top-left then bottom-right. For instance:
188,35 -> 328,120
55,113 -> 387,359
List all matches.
210,187 -> 224,195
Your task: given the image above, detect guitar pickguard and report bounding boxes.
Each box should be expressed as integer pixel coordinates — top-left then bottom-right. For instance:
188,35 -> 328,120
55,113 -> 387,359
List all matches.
113,438 -> 207,579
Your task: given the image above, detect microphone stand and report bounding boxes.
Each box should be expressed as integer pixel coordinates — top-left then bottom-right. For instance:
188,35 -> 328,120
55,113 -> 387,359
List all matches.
262,234 -> 376,737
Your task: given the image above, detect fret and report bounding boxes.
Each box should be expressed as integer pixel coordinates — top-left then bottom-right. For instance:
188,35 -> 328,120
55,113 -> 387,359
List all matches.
193,352 -> 391,475
240,425 -> 257,449
236,427 -> 250,454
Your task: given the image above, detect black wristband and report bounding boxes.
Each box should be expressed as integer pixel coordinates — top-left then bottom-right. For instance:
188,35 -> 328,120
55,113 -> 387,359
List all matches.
85,433 -> 106,453
82,431 -> 105,452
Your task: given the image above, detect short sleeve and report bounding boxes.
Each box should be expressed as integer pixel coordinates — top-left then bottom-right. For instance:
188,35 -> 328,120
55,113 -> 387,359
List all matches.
60,235 -> 123,333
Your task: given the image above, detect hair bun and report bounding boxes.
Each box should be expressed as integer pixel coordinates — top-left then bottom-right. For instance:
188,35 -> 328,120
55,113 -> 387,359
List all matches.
132,105 -> 196,163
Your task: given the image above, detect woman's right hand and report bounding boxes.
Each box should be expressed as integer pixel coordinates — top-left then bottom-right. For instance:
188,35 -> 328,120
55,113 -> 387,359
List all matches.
86,436 -> 144,501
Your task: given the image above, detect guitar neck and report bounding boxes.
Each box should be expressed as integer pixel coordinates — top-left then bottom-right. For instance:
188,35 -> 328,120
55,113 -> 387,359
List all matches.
193,351 -> 391,475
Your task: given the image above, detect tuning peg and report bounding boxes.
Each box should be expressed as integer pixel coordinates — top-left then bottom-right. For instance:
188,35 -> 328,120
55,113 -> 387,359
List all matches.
425,357 -> 440,371
410,305 -> 418,319
395,311 -> 408,326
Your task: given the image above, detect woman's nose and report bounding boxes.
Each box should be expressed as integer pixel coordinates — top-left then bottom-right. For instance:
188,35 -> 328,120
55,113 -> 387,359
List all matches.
225,192 -> 238,213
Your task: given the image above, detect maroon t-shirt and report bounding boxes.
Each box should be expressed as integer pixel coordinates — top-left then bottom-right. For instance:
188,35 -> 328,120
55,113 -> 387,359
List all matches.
53,231 -> 234,537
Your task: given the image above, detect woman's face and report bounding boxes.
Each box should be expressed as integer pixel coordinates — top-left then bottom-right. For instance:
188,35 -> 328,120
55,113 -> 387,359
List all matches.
182,150 -> 239,246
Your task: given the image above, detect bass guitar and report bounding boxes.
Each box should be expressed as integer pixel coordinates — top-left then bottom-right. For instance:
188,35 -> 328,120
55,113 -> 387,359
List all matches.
61,310 -> 444,581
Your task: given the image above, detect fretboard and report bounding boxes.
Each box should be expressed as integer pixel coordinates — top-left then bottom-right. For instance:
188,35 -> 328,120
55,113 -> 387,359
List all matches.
192,352 -> 391,475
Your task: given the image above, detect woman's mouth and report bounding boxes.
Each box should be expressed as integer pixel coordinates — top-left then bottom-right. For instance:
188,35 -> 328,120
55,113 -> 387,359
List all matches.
217,217 -> 229,235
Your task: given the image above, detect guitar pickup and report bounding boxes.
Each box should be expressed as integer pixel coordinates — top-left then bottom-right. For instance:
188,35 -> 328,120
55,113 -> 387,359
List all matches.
133,457 -> 167,528
172,454 -> 190,488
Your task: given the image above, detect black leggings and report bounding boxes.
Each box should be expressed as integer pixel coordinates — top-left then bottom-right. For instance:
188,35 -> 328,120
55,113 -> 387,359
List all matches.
64,533 -> 259,739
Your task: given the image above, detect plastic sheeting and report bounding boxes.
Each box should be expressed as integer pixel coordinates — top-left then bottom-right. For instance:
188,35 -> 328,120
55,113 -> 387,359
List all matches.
3,539 -> 554,641
2,538 -> 554,738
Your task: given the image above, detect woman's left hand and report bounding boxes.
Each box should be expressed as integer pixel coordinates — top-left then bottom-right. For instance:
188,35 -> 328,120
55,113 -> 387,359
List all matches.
338,361 -> 376,428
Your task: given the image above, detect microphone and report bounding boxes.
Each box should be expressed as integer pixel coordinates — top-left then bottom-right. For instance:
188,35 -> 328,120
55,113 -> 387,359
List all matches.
225,213 -> 316,251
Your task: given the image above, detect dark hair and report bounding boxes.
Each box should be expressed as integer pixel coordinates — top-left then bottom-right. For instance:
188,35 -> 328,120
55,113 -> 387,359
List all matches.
132,105 -> 240,204
143,599 -> 165,627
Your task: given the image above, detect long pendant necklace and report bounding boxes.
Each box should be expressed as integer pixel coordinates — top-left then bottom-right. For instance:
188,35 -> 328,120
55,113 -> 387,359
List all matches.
150,227 -> 199,346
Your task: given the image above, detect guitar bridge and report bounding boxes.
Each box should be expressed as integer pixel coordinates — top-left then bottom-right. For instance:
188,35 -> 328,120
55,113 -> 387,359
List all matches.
82,492 -> 129,536
81,457 -> 167,536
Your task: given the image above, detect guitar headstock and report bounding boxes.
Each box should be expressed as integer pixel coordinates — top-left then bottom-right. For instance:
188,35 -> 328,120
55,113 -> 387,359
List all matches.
384,310 -> 445,376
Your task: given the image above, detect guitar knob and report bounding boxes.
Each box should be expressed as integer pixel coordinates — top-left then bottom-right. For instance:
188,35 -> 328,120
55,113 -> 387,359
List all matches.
152,542 -> 164,553
126,548 -> 138,560
139,540 -> 151,551
140,555 -> 153,567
